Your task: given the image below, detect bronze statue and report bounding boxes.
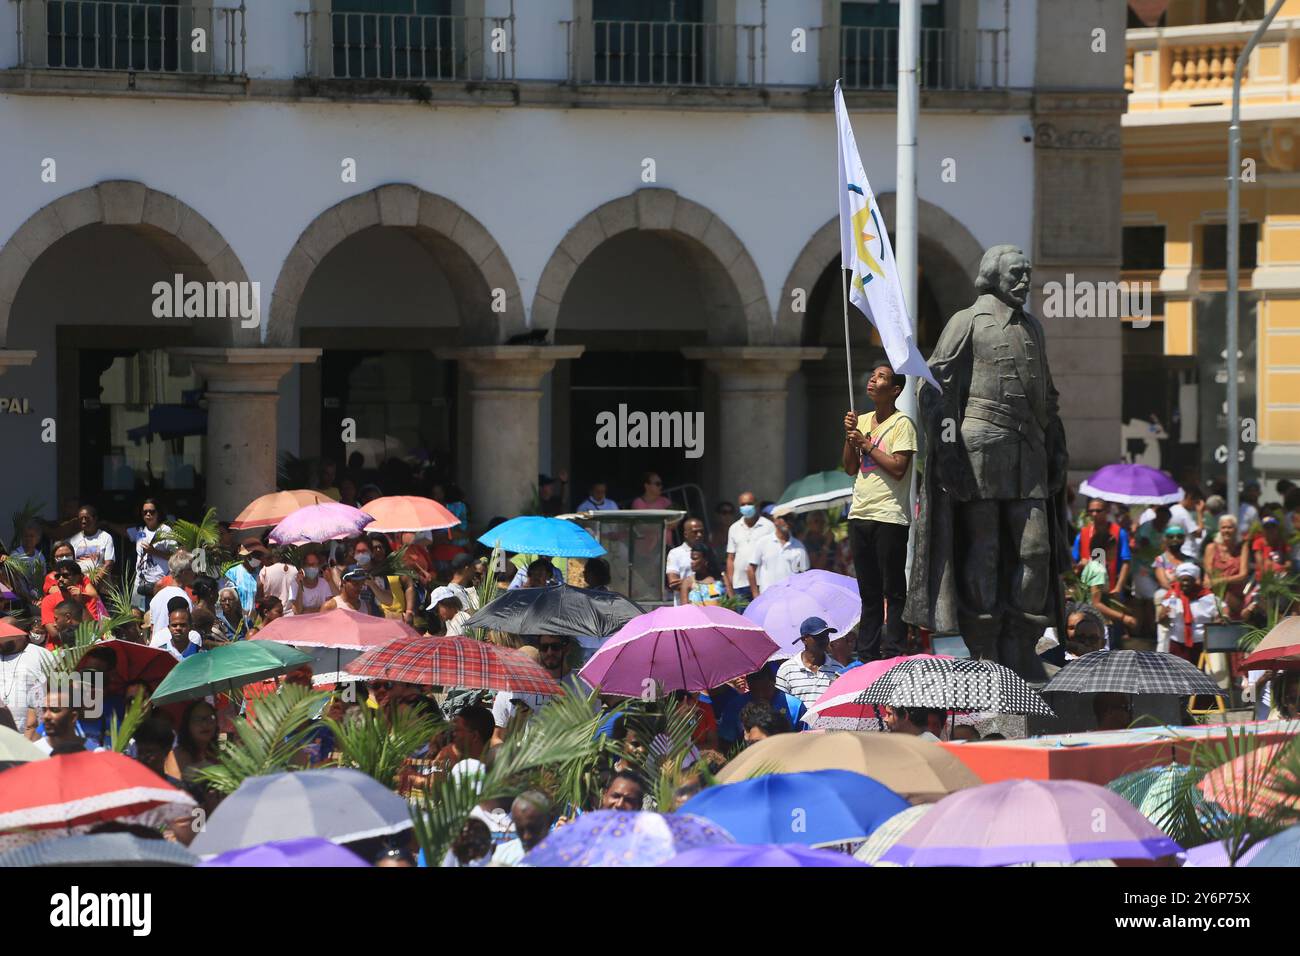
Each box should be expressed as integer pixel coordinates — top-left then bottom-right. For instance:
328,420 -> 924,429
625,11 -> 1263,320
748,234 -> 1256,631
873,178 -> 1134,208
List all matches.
903,245 -> 1071,681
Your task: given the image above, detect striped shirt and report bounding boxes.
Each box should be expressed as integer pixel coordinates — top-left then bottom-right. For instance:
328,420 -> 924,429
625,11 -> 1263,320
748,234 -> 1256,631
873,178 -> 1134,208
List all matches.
775,654 -> 846,708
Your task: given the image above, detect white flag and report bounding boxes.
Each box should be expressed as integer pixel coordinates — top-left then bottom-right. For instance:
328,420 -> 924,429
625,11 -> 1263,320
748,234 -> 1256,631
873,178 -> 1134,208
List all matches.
835,80 -> 939,392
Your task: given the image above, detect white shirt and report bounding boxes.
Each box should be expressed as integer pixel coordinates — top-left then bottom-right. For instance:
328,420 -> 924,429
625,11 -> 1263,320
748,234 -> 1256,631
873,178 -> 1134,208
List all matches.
491,839 -> 527,866
1160,591 -> 1219,646
150,630 -> 203,660
0,643 -> 52,733
492,688 -> 546,728
129,524 -> 173,587
148,585 -> 192,641
69,529 -> 115,573
726,516 -> 775,588
444,610 -> 473,636
576,497 -> 620,512
258,562 -> 299,615
448,582 -> 480,612
1139,504 -> 1201,559
750,535 -> 809,590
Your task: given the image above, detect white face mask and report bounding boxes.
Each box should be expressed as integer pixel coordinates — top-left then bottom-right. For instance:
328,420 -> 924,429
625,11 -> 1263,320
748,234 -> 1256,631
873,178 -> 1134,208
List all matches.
304,567 -> 320,580
354,552 -> 371,567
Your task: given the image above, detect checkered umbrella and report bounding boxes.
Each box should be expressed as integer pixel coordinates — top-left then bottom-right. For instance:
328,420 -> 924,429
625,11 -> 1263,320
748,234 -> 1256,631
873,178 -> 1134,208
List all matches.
857,656 -> 1055,717
345,635 -> 561,695
1042,650 -> 1222,697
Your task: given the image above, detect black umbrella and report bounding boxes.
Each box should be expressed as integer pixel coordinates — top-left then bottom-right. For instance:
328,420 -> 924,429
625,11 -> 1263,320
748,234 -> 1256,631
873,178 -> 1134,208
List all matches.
464,583 -> 645,639
857,656 -> 1056,717
1041,650 -> 1222,697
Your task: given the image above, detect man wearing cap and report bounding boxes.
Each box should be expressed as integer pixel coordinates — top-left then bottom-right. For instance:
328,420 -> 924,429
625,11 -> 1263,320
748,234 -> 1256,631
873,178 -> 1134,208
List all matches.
322,566 -> 372,614
428,586 -> 472,636
1156,562 -> 1221,659
225,538 -> 266,614
775,617 -> 846,709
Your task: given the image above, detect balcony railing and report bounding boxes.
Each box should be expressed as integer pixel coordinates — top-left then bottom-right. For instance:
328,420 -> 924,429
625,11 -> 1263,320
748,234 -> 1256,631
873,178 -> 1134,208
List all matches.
12,0 -> 245,76
296,5 -> 514,82
840,25 -> 1009,91
563,16 -> 765,87
1127,19 -> 1300,111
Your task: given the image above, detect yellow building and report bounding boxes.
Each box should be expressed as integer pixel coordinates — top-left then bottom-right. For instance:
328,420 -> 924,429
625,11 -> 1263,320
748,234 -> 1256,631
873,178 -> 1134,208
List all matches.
1124,0 -> 1300,487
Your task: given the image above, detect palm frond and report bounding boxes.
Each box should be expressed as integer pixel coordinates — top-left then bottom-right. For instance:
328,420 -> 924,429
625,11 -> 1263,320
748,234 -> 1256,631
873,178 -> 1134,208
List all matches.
194,683 -> 329,794
375,543 -> 419,581
107,689 -> 150,754
157,508 -> 233,578
327,705 -> 443,788
9,497 -> 44,551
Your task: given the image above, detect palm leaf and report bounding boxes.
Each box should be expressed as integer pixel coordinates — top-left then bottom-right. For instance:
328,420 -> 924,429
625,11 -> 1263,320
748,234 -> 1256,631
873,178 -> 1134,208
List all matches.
193,683 -> 329,794
107,689 -> 150,754
157,508 -> 233,578
326,705 -> 443,788
9,497 -> 44,552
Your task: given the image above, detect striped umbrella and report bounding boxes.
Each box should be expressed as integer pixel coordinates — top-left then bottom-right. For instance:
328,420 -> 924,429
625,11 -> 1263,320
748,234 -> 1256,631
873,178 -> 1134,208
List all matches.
345,635 -> 562,695
1241,616 -> 1300,670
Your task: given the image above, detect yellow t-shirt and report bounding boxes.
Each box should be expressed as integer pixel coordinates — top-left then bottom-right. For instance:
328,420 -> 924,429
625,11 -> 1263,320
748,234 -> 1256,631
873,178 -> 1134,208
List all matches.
848,411 -> 918,525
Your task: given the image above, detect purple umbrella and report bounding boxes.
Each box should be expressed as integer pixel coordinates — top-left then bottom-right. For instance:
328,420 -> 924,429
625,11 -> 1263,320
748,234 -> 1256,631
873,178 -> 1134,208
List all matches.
578,605 -> 778,696
1181,838 -> 1269,868
524,811 -> 733,867
743,573 -> 861,658
268,502 -> 375,545
662,844 -> 868,867
198,837 -> 370,867
881,779 -> 1182,867
1078,463 -> 1182,506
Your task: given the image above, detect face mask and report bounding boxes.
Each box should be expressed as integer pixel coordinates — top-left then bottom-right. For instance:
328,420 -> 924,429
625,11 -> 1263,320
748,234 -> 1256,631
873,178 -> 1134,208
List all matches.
739,504 -> 757,519
354,552 -> 371,567
304,567 -> 320,580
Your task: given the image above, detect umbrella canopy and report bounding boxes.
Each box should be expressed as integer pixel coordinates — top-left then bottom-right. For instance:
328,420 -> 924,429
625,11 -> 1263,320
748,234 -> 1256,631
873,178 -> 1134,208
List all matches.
1078,463 -> 1182,506
715,731 -> 982,802
1107,764 -> 1225,836
0,832 -> 197,867
1043,649 -> 1223,697
1183,837 -> 1270,868
199,836 -> 370,867
806,654 -> 951,726
1240,616 -> 1300,670
148,641 -> 315,706
742,573 -> 862,659
1247,824 -> 1300,867
189,768 -> 413,857
251,607 -> 420,651
77,638 -> 177,695
859,656 -> 1055,717
476,516 -> 606,558
880,779 -> 1182,866
268,502 -> 375,546
772,471 -> 856,517
0,751 -> 195,838
523,810 -> 733,867
230,489 -> 331,531
578,604 -> 778,697
1197,742 -> 1299,817
0,725 -> 47,765
677,770 -> 909,847
465,583 -> 645,640
853,804 -> 934,864
362,495 -> 460,534
662,843 -> 868,868
346,635 -> 561,695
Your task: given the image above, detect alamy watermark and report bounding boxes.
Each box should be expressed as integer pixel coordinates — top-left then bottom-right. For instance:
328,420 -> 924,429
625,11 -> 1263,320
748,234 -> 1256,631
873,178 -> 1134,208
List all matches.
595,405 -> 704,460
1041,273 -> 1152,327
151,274 -> 261,329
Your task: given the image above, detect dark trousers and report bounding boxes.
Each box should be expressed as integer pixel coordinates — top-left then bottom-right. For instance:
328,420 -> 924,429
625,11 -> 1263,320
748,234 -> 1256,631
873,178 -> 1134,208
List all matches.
848,518 -> 910,662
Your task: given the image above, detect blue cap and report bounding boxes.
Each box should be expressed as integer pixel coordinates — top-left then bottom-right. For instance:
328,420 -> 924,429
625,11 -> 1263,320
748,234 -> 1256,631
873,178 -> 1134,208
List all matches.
799,616 -> 837,639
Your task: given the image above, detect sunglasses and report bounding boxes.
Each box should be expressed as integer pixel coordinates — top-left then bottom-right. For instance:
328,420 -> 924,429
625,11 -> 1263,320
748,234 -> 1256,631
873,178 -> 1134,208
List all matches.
142,508 -> 157,515
539,643 -> 566,653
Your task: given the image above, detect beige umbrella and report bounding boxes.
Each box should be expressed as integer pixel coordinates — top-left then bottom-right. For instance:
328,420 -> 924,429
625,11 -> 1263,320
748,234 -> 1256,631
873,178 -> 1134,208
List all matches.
229,489 -> 331,531
0,726 -> 46,766
715,731 -> 982,803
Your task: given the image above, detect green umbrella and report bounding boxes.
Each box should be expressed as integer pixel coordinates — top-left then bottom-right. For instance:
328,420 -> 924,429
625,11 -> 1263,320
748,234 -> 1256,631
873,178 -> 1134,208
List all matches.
773,471 -> 856,517
149,642 -> 314,706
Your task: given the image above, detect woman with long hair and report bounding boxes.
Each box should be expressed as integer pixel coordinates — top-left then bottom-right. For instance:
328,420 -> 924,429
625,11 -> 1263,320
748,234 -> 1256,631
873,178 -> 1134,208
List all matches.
1204,514 -> 1250,619
164,699 -> 220,782
680,544 -> 729,606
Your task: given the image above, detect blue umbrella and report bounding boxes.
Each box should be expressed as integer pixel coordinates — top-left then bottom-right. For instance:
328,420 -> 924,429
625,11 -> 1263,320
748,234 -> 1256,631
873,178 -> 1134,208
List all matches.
477,516 -> 606,558
1247,825 -> 1300,867
677,769 -> 909,847
662,843 -> 868,867
524,811 -> 732,867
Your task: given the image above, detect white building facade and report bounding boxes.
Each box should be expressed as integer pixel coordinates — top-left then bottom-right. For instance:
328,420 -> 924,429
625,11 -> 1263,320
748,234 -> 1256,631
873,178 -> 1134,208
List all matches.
0,0 -> 1125,528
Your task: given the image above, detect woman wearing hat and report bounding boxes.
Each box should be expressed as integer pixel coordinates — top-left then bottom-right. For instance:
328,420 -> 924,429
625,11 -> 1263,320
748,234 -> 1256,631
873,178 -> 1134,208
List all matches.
1156,562 -> 1222,659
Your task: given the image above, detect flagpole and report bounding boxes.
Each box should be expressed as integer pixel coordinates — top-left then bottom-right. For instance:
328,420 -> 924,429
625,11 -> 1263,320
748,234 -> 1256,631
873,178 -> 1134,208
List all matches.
842,268 -> 855,411
897,0 -> 920,586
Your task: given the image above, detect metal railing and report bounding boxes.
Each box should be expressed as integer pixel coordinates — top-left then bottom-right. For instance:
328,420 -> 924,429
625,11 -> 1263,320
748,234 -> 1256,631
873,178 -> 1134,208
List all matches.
563,17 -> 766,87
840,24 -> 1009,91
13,0 -> 245,75
296,5 -> 514,82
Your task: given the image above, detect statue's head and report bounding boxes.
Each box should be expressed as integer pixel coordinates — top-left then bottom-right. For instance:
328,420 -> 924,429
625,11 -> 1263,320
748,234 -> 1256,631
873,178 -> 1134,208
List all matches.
974,245 -> 1031,308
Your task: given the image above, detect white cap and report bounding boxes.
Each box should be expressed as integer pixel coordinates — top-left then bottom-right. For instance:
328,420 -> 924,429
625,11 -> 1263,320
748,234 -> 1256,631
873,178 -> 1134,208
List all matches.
1175,561 -> 1201,579
426,585 -> 463,611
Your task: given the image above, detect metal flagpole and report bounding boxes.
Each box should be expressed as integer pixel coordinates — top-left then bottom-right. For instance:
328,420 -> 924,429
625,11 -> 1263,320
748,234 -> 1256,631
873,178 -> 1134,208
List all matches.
842,268 -> 855,411
1227,0 -> 1283,522
897,0 -> 920,582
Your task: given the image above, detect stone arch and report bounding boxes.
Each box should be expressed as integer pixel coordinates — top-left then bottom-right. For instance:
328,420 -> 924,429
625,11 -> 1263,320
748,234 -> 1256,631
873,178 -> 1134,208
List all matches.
266,184 -> 524,346
775,194 -> 987,344
531,188 -> 770,345
0,180 -> 253,346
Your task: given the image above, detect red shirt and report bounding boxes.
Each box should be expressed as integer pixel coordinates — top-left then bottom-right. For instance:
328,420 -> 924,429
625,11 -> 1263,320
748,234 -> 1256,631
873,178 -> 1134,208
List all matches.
39,587 -> 104,625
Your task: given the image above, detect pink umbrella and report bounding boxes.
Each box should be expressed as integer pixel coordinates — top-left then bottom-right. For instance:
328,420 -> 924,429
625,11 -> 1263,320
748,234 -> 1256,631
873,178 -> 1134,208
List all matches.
250,608 -> 420,651
578,605 -> 778,697
805,654 -> 953,728
362,496 -> 459,534
268,503 -> 374,545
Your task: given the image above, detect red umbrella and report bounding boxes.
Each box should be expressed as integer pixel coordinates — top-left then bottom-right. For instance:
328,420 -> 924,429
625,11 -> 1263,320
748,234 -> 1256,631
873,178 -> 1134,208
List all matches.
0,618 -> 27,640
77,639 -> 177,695
347,636 -> 561,695
1240,618 -> 1300,671
249,607 -> 419,651
0,751 -> 195,845
362,496 -> 459,533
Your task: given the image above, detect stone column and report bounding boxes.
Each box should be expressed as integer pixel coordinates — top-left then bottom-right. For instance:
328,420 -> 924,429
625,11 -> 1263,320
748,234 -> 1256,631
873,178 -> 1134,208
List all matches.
437,346 -> 585,525
683,347 -> 826,505
170,348 -> 322,522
